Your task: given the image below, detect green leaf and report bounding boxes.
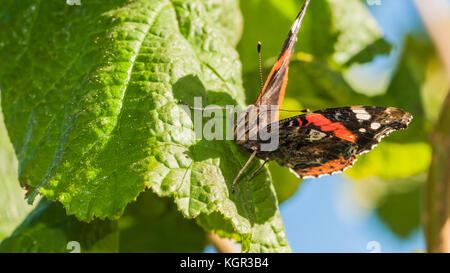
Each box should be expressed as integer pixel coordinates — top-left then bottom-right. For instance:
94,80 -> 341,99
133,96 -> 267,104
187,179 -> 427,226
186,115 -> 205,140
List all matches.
0,0 -> 289,252
344,38 -> 393,66
329,0 -> 388,65
268,162 -> 302,203
0,199 -> 119,253
376,178 -> 423,239
370,37 -> 432,143
420,56 -> 450,125
1,185 -> 208,253
119,191 -> 207,253
352,175 -> 425,239
0,108 -> 35,241
347,142 -> 432,180
162,140 -> 290,253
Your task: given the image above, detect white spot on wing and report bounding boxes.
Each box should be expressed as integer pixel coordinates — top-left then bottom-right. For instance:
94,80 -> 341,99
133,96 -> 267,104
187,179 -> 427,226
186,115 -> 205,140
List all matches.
356,113 -> 371,120
371,122 -> 381,130
359,128 -> 367,133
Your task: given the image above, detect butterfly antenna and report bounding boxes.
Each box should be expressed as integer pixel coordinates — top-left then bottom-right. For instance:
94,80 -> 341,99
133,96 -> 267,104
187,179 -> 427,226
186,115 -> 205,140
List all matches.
279,108 -> 311,113
232,150 -> 257,193
258,41 -> 264,92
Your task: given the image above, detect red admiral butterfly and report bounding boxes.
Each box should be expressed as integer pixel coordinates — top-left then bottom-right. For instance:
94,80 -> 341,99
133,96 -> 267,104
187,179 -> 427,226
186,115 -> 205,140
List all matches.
231,0 -> 412,192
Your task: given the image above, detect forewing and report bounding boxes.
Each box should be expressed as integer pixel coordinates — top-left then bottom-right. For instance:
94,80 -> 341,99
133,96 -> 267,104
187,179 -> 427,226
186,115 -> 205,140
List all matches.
254,0 -> 310,120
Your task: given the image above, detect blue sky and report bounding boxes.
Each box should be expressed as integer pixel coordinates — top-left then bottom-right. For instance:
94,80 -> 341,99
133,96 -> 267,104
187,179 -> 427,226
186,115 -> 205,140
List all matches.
280,176 -> 425,253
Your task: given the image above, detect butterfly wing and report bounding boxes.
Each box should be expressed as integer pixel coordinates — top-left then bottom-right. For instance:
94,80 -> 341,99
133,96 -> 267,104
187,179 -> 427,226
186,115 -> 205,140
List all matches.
247,106 -> 412,178
254,0 -> 310,122
275,125 -> 359,178
301,106 -> 413,154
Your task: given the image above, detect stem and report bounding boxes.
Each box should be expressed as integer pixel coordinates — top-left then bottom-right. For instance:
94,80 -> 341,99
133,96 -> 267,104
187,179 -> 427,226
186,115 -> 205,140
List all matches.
424,91 -> 450,252
207,231 -> 239,253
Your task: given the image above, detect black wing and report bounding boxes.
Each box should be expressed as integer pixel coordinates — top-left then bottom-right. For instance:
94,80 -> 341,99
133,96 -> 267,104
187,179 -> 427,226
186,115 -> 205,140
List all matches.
242,106 -> 412,178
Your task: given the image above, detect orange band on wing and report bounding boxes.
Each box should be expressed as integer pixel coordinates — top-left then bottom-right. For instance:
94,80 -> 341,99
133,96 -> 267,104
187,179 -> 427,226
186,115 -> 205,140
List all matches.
297,157 -> 355,177
277,67 -> 289,108
256,49 -> 292,104
305,114 -> 356,143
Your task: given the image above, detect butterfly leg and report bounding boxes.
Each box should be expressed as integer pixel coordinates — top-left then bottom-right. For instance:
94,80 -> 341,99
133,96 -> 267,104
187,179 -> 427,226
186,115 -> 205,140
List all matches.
232,150 -> 257,193
246,158 -> 269,184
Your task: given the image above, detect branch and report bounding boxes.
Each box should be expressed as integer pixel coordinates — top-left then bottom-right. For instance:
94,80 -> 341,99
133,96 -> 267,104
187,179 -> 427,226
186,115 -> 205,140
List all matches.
424,91 -> 450,252
207,231 -> 239,253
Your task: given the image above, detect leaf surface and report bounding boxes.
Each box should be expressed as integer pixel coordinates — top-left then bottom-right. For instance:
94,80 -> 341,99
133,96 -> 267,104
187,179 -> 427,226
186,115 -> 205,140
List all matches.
0,0 -> 289,252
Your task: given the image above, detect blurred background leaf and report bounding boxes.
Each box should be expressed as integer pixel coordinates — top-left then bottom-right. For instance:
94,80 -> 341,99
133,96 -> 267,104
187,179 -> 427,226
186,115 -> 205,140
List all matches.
329,0 -> 390,65
0,199 -> 119,253
351,175 -> 425,239
119,191 -> 207,253
0,186 -> 208,253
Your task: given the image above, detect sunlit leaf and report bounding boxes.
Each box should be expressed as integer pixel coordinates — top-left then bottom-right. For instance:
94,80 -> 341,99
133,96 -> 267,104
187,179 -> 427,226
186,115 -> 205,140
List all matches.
0,0 -> 289,252
347,142 -> 432,180
344,38 -> 393,66
329,0 -> 388,65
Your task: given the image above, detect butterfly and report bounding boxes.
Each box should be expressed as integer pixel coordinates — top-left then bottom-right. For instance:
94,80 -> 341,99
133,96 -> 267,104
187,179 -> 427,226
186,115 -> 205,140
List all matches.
230,0 -> 412,192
